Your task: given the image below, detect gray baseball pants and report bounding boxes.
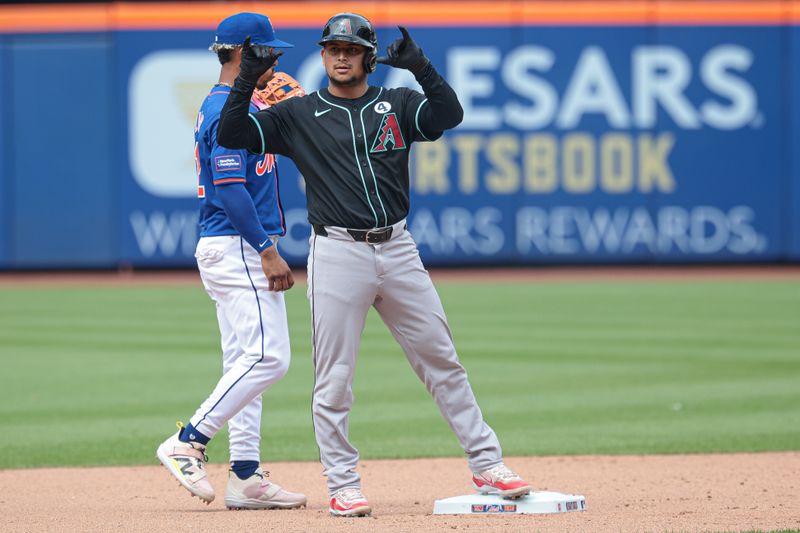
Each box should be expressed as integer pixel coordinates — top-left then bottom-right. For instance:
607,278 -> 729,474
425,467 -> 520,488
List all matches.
307,219 -> 503,494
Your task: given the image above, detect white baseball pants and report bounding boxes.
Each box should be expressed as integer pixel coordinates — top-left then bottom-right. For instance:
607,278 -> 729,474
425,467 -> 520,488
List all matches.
307,220 -> 503,493
191,235 -> 291,462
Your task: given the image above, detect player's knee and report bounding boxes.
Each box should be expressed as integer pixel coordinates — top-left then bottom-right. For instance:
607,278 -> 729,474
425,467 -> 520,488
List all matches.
272,350 -> 291,379
314,387 -> 352,410
255,347 -> 290,382
314,364 -> 353,408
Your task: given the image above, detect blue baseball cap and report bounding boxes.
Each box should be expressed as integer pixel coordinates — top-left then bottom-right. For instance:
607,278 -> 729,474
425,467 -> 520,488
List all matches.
212,12 -> 293,48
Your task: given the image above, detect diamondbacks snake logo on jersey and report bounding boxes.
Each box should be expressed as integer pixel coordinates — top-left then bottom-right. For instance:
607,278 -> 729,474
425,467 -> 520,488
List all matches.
370,113 -> 406,152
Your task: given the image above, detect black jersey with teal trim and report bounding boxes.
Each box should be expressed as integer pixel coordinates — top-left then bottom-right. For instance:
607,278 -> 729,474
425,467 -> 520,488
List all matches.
247,84 -> 454,229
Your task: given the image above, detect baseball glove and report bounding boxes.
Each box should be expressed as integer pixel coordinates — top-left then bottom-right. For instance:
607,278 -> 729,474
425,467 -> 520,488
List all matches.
253,71 -> 305,108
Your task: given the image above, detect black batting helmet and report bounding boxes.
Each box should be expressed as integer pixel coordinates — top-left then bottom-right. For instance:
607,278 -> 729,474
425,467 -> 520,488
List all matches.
318,12 -> 378,73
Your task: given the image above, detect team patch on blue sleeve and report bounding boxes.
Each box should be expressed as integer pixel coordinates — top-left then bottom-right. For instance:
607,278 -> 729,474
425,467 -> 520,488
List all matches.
214,154 -> 242,172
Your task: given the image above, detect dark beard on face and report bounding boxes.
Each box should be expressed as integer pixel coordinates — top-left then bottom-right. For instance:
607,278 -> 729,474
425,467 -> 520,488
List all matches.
329,71 -> 367,87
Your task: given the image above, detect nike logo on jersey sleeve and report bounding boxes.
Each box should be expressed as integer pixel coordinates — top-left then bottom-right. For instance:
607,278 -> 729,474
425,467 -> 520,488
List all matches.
314,109 -> 331,118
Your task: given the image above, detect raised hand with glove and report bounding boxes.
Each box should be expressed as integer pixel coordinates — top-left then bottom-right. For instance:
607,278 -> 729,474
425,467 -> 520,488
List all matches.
219,33 -> 287,152
217,11 -> 293,152
237,36 -> 284,88
376,26 -> 432,80
377,25 -> 462,131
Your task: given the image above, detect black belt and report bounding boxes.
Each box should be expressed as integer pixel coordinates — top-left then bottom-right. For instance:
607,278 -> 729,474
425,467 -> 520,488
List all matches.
313,224 -> 396,244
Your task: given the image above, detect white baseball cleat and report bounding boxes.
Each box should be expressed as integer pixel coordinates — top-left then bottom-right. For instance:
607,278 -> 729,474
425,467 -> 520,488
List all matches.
225,468 -> 307,510
156,428 -> 215,504
329,487 -> 372,517
472,463 -> 532,499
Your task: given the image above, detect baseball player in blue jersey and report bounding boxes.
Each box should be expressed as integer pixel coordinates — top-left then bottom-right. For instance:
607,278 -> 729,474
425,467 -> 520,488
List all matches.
156,12 -> 305,509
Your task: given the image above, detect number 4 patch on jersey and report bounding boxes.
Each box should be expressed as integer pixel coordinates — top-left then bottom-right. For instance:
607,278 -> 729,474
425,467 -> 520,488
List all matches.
370,113 -> 406,153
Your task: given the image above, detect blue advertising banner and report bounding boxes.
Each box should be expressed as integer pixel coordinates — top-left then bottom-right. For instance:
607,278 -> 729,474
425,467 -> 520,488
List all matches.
409,26 -> 783,264
117,24 -> 789,266
791,24 -> 800,260
0,0 -> 798,268
0,38 -> 8,266
9,34 -> 116,267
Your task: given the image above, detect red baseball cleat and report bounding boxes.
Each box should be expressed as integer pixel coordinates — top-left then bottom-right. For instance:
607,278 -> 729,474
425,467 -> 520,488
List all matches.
472,463 -> 532,499
329,487 -> 372,517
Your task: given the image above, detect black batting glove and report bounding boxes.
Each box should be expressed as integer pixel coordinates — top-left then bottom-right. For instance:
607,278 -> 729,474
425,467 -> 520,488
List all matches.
238,36 -> 283,85
376,26 -> 431,78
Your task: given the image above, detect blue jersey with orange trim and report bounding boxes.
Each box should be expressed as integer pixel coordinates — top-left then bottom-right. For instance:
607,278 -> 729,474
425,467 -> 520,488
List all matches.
194,85 -> 285,238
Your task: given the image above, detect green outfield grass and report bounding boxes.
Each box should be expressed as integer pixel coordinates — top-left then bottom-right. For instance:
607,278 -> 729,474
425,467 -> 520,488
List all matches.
0,276 -> 798,469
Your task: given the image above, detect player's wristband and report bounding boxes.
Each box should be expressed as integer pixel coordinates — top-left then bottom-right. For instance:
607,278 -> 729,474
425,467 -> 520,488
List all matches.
232,74 -> 257,94
410,59 -> 433,80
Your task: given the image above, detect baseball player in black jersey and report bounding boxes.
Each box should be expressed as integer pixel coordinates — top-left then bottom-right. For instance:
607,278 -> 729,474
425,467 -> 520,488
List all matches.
218,12 -> 531,517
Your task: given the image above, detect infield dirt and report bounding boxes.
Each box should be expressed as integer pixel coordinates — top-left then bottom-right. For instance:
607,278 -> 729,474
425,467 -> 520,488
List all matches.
1,453 -> 798,532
